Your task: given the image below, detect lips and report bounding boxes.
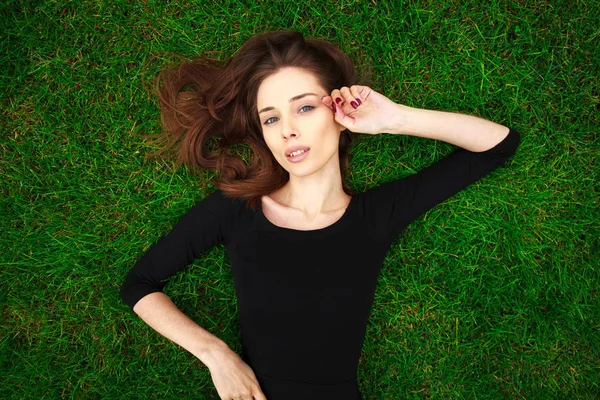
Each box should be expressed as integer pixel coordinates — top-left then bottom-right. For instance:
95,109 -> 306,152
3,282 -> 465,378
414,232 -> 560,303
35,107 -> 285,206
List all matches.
285,145 -> 310,157
286,148 -> 310,163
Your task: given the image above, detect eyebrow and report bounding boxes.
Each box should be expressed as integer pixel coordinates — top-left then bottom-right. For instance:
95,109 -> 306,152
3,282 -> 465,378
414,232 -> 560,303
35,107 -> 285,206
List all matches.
258,93 -> 319,114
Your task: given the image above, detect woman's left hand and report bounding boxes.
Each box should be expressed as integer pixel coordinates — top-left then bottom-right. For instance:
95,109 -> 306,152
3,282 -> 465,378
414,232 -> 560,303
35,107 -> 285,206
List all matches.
321,85 -> 403,135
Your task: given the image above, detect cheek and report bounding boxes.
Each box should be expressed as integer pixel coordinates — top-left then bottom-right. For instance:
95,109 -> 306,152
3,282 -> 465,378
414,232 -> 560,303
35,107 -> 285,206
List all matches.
319,110 -> 340,133
262,133 -> 279,156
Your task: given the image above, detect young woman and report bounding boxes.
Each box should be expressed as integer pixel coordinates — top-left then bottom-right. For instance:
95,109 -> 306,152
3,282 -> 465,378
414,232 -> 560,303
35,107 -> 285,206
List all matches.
120,30 -> 520,400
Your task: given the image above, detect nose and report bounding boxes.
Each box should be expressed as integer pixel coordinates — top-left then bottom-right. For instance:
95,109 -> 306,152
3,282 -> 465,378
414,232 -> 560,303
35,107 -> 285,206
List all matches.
281,118 -> 299,140
282,131 -> 298,140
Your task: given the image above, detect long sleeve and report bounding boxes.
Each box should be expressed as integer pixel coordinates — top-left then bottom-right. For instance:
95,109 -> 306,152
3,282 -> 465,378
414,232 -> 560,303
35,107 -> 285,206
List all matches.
365,127 -> 521,241
120,189 -> 233,309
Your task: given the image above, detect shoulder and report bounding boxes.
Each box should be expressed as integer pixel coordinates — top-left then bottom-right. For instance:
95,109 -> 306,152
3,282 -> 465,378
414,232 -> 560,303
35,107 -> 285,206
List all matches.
197,189 -> 248,214
355,175 -> 414,203
182,189 -> 250,243
351,176 -> 414,222
179,189 -> 248,227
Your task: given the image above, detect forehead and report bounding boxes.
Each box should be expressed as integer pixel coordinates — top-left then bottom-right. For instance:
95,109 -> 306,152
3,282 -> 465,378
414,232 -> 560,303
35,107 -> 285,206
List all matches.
256,67 -> 323,105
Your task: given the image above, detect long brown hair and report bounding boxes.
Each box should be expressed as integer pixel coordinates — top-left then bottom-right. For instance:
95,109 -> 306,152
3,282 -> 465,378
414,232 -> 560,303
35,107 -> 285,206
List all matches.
143,30 -> 364,209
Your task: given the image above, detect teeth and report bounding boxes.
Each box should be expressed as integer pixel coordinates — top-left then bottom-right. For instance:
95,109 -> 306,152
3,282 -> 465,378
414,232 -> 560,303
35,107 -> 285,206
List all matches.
289,149 -> 306,157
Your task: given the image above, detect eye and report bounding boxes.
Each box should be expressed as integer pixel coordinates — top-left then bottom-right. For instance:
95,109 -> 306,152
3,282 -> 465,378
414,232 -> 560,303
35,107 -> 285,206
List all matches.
299,105 -> 314,113
264,117 -> 277,125
262,105 -> 315,126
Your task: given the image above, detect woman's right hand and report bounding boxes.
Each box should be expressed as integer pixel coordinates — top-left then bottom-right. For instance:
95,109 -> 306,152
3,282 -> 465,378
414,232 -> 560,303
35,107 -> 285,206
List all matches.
205,346 -> 268,400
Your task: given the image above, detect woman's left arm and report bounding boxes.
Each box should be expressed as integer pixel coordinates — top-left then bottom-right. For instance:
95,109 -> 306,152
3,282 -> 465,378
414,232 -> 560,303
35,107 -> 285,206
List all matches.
324,86 -> 520,238
387,105 -> 510,152
323,85 -> 509,152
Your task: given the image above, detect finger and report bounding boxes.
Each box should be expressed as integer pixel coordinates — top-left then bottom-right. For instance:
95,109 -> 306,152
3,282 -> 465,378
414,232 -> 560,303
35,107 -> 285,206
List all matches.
253,391 -> 268,400
333,100 -> 356,131
340,86 -> 362,110
322,95 -> 338,114
330,90 -> 344,108
321,95 -> 333,108
339,86 -> 353,104
349,85 -> 363,104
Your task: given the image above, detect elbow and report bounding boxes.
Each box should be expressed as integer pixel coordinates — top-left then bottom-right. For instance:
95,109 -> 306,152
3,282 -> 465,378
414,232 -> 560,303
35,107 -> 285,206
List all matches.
495,127 -> 521,160
119,273 -> 142,310
509,126 -> 521,143
507,128 -> 521,157
120,279 -> 134,309
120,274 -> 163,310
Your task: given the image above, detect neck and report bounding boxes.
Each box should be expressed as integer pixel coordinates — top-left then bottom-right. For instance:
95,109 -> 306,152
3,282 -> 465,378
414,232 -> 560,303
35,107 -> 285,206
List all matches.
278,163 -> 349,219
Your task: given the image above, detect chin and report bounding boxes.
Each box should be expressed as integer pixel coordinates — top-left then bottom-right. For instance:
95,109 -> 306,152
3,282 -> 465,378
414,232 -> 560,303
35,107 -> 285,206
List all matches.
281,161 -> 317,176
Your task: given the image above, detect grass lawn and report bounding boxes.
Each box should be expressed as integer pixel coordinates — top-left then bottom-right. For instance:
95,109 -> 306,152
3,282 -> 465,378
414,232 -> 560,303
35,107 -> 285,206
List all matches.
1,0 -> 598,398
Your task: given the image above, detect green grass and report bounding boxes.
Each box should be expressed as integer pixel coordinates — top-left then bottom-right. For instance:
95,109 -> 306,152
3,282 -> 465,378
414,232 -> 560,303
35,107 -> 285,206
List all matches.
1,0 -> 598,399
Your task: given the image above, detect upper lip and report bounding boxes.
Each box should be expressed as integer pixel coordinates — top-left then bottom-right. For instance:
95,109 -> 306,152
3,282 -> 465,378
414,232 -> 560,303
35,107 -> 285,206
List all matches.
285,145 -> 310,157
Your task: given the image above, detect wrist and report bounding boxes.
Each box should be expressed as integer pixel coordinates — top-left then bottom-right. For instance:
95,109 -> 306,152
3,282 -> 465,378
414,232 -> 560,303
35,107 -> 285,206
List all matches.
196,339 -> 231,369
384,103 -> 415,135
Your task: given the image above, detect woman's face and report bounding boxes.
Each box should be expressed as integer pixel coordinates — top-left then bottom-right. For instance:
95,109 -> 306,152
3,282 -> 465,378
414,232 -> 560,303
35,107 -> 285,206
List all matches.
256,67 -> 343,178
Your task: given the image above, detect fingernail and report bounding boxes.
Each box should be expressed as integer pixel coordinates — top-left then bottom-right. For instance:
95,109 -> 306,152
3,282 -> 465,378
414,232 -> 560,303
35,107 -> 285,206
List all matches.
335,97 -> 343,104
351,101 -> 358,109
356,98 -> 362,105
332,103 -> 337,113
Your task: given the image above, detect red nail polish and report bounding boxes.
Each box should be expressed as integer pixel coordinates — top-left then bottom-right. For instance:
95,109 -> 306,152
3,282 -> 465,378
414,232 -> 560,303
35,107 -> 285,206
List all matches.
335,97 -> 342,104
332,103 -> 337,113
356,98 -> 362,105
351,101 -> 358,109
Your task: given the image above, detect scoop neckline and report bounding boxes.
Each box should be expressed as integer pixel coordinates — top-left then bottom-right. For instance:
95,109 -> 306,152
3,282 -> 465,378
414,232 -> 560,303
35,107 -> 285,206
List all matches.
257,195 -> 356,234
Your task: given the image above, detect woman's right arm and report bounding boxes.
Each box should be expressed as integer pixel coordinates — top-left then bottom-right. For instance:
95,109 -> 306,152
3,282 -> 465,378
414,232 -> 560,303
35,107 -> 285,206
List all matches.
133,293 -> 267,399
120,192 -> 230,368
122,191 -> 267,399
132,292 -> 229,369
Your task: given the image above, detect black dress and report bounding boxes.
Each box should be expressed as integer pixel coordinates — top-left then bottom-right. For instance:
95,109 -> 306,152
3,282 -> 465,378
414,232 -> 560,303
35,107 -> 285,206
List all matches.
121,128 -> 520,399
